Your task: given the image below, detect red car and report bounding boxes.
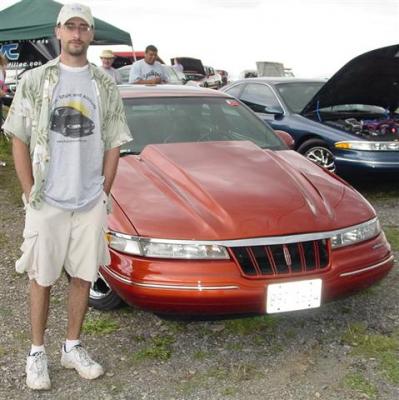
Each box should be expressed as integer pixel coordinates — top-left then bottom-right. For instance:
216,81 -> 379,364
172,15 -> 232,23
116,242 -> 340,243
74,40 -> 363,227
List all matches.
89,85 -> 394,316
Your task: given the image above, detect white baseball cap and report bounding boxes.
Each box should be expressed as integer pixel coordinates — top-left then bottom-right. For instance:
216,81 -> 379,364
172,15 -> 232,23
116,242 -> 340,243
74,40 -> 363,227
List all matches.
57,3 -> 94,27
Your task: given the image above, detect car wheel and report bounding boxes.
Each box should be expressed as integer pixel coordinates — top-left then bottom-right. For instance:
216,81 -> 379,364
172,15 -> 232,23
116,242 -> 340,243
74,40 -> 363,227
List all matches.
297,139 -> 336,173
89,271 -> 124,310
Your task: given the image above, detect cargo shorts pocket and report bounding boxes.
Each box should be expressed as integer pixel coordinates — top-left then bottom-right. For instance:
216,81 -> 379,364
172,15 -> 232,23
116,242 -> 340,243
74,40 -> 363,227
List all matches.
15,229 -> 39,274
97,228 -> 111,266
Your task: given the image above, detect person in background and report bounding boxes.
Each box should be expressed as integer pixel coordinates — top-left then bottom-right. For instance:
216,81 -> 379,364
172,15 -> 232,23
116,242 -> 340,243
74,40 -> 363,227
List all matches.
0,53 -> 8,129
3,3 -> 131,390
99,49 -> 121,84
128,44 -> 168,84
172,57 -> 184,73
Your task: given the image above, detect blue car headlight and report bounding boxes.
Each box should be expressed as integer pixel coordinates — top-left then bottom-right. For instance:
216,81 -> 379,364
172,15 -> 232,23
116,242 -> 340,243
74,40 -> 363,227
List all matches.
335,141 -> 399,151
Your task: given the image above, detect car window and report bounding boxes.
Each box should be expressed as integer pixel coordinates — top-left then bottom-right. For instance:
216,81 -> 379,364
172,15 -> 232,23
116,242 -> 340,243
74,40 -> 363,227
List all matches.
224,84 -> 243,98
240,83 -> 280,112
121,97 -> 284,154
275,82 -> 324,113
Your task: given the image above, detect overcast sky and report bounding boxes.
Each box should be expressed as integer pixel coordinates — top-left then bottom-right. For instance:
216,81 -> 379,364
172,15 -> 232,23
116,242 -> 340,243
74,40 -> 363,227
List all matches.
1,0 -> 398,79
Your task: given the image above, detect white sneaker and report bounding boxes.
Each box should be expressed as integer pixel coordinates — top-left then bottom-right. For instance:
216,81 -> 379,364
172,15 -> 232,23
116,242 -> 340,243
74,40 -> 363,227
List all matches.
26,351 -> 51,390
61,344 -> 104,380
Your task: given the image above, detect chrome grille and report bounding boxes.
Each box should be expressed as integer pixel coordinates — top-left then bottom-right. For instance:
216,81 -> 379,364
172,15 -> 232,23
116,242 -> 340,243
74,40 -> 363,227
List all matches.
230,240 -> 329,277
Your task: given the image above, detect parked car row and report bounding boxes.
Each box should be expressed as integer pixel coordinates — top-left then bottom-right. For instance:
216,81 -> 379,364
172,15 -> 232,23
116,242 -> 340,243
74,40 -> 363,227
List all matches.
118,44 -> 399,177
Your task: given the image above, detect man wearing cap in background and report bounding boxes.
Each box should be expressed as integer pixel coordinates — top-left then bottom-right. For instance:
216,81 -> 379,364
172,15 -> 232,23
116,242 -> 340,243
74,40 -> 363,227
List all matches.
3,2 -> 131,390
99,49 -> 121,84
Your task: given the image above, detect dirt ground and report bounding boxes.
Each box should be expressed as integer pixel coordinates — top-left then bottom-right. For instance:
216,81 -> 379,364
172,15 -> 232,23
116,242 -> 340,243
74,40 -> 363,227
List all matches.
0,152 -> 398,399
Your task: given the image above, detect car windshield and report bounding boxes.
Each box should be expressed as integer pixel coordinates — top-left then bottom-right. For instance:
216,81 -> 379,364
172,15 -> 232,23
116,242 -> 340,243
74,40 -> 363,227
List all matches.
121,96 -> 284,154
118,66 -> 130,84
275,82 -> 325,113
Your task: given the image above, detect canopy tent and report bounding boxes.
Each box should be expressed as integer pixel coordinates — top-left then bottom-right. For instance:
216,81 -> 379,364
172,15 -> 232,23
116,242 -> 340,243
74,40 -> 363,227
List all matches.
0,0 -> 132,69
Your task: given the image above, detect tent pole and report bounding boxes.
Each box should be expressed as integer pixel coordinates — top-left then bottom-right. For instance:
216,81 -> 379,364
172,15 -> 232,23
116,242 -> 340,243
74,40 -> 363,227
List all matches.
130,35 -> 136,62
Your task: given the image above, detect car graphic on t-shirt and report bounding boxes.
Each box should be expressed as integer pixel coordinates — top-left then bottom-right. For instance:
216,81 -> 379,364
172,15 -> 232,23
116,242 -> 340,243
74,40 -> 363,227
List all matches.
51,106 -> 94,138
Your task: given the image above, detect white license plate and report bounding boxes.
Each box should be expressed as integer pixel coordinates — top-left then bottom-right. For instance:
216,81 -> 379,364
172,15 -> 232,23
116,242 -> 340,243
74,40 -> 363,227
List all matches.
266,279 -> 322,314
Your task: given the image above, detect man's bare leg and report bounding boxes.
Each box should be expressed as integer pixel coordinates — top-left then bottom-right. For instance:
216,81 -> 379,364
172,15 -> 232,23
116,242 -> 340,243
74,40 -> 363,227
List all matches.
62,277 -> 104,379
30,280 -> 51,345
66,277 -> 91,340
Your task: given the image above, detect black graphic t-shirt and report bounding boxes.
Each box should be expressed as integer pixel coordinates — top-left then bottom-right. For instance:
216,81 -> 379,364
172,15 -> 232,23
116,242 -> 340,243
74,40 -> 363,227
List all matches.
44,63 -> 104,211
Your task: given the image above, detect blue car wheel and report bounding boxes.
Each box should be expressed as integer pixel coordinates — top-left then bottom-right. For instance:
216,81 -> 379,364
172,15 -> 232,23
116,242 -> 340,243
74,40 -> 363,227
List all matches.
297,139 -> 336,173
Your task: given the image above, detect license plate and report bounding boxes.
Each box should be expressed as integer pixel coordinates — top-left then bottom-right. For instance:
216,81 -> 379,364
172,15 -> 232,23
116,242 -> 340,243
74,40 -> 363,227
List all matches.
266,279 -> 322,314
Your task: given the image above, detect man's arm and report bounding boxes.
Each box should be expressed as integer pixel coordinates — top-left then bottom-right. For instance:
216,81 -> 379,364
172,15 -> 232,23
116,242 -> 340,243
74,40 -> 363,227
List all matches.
12,136 -> 33,201
102,146 -> 120,195
133,76 -> 161,85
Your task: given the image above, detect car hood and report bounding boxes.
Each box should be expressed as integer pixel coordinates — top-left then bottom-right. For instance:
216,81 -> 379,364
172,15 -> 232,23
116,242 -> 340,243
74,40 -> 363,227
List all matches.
302,44 -> 399,114
172,57 -> 206,76
112,141 -> 374,240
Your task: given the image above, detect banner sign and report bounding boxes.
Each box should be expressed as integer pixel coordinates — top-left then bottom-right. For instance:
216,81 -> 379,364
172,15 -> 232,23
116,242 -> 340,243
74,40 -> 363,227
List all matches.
0,37 -> 60,70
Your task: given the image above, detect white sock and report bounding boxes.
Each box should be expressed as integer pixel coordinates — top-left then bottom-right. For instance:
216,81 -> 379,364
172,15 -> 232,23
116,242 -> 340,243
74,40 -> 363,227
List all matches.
30,344 -> 45,355
64,339 -> 81,352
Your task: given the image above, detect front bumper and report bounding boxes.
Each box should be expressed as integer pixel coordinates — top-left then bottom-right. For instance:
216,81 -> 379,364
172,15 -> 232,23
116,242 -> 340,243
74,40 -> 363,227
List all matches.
335,149 -> 399,174
101,232 -> 394,315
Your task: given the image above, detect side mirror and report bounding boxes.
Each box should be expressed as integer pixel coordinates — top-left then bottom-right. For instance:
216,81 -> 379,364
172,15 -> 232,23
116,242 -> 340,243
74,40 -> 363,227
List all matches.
264,105 -> 284,116
275,130 -> 295,149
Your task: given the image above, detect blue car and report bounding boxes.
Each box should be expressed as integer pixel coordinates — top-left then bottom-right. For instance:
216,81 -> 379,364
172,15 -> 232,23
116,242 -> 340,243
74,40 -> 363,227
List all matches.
221,45 -> 399,175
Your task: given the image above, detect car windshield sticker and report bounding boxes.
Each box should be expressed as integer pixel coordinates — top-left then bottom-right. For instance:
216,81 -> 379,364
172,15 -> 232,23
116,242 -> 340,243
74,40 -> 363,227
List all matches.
225,99 -> 240,107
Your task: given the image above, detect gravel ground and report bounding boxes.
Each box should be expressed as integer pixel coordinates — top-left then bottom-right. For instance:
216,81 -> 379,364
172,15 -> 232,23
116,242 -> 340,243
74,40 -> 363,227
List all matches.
0,161 -> 398,400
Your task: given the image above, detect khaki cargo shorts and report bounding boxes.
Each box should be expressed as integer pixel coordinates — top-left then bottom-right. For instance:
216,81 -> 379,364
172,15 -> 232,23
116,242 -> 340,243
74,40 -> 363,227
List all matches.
16,192 -> 111,287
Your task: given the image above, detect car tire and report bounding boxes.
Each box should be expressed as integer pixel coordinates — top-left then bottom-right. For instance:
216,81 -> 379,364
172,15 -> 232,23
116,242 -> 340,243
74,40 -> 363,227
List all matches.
297,139 -> 336,173
89,271 -> 124,310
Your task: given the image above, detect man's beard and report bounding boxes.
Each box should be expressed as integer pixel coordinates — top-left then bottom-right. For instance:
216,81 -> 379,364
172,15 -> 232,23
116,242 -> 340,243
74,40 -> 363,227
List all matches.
63,41 -> 88,57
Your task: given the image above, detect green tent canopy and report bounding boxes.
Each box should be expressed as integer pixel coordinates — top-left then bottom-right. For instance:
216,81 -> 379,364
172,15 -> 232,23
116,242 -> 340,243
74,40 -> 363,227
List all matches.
0,0 -> 132,45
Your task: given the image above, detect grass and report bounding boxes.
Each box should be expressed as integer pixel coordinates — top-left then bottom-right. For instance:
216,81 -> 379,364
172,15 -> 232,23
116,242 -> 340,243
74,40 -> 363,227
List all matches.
193,350 -> 209,360
0,345 -> 7,358
342,322 -> 399,384
132,335 -> 175,362
161,320 -> 187,334
0,136 -> 12,166
178,362 -> 262,397
343,372 -> 377,399
224,315 -> 278,336
384,226 -> 399,251
0,139 -> 21,206
0,231 -> 9,248
349,177 -> 399,201
82,314 -> 120,335
225,342 -> 244,351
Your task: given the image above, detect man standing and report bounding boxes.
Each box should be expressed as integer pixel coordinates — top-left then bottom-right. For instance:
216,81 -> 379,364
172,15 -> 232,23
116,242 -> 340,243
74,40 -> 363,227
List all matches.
172,58 -> 184,73
128,44 -> 168,84
99,49 -> 121,84
3,3 -> 131,390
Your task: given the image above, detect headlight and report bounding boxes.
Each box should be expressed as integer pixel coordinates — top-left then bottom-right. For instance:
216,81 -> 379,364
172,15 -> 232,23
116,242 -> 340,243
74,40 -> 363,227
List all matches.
331,218 -> 380,248
335,141 -> 399,151
107,232 -> 230,259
